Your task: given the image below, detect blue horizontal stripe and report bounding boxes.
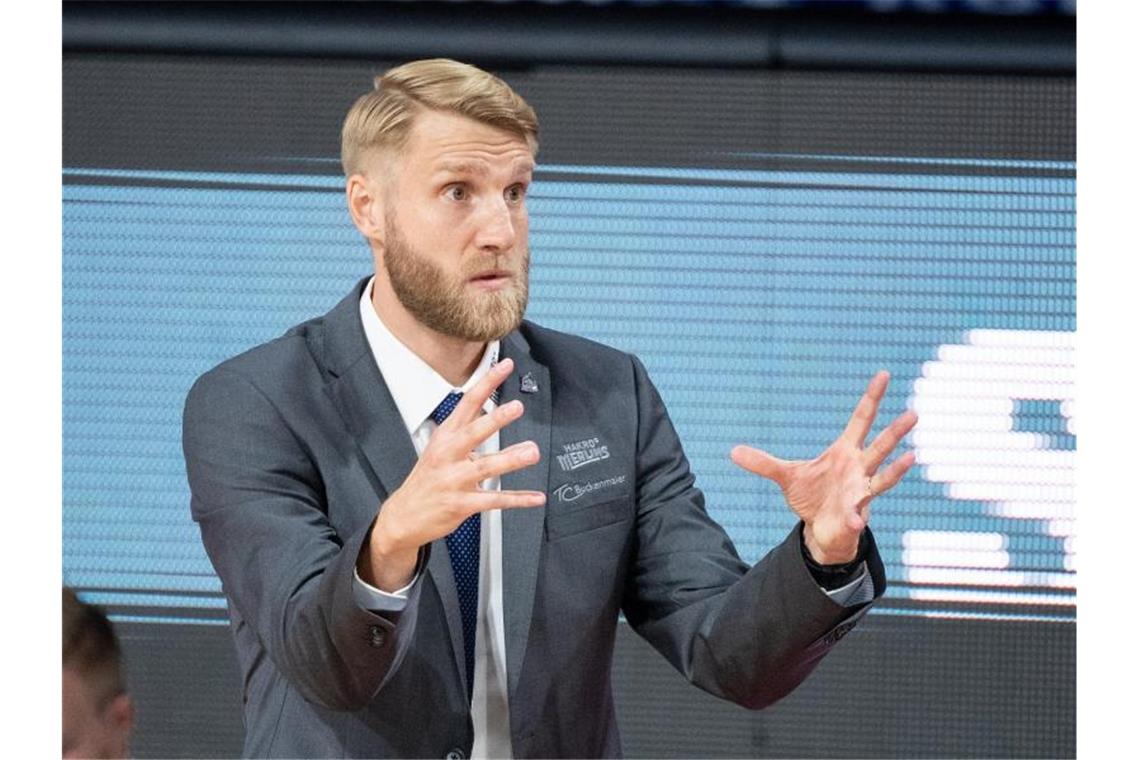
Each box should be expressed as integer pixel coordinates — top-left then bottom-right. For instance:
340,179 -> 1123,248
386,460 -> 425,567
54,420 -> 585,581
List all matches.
62,162 -> 1077,621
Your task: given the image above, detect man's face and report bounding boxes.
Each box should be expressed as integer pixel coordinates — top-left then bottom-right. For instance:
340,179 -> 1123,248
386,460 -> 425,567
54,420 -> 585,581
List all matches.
62,666 -> 132,759
374,109 -> 534,342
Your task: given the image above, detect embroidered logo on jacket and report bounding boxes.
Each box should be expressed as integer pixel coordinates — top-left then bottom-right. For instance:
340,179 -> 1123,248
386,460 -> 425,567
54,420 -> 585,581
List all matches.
555,437 -> 610,472
554,475 -> 627,503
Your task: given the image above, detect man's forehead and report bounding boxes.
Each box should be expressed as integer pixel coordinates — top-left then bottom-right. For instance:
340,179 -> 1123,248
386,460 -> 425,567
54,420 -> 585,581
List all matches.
421,138 -> 534,175
431,155 -> 535,177
405,110 -> 534,172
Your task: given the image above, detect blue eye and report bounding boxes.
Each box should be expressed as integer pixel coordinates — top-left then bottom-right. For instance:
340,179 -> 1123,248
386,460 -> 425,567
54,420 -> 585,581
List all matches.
446,185 -> 468,201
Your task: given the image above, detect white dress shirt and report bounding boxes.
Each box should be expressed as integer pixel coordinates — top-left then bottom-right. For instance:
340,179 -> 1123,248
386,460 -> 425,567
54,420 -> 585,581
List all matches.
353,278 -> 513,759
350,277 -> 872,758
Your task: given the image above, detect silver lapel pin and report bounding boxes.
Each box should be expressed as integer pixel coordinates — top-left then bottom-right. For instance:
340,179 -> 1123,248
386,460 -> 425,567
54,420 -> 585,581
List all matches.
520,372 -> 539,394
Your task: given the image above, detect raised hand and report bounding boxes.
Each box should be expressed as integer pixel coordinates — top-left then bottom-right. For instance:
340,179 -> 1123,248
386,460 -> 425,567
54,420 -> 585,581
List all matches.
729,371 -> 918,565
360,357 -> 546,590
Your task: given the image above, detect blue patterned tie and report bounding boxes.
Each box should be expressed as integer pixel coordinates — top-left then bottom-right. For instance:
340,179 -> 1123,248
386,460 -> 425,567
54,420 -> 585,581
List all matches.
430,391 -> 479,699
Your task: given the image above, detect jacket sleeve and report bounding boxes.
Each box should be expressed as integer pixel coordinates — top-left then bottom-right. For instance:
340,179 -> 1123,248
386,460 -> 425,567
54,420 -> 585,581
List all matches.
621,354 -> 886,710
182,366 -> 424,711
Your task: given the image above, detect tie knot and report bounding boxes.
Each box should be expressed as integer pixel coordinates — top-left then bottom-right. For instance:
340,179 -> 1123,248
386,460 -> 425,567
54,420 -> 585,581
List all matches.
429,391 -> 464,425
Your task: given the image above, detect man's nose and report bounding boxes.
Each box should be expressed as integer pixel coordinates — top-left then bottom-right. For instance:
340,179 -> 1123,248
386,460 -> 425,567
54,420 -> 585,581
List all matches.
474,197 -> 518,251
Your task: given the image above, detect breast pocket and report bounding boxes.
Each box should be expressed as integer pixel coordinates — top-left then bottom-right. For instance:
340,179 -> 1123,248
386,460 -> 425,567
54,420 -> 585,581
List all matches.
545,495 -> 632,541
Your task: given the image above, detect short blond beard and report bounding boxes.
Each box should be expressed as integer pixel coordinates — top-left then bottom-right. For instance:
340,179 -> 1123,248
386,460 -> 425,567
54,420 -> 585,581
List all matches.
381,214 -> 529,342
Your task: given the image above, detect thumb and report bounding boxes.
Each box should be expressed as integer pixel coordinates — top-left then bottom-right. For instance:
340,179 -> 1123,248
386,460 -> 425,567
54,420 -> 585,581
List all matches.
730,445 -> 788,486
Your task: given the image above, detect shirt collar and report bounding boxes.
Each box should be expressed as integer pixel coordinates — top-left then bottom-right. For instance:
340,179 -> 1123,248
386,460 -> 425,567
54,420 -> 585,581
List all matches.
358,276 -> 499,436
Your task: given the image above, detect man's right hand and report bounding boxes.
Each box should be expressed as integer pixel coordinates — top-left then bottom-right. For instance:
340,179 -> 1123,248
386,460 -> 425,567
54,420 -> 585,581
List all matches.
358,357 -> 547,591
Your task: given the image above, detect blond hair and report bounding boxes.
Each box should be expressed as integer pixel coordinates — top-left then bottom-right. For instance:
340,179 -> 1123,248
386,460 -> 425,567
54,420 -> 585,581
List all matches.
341,58 -> 539,176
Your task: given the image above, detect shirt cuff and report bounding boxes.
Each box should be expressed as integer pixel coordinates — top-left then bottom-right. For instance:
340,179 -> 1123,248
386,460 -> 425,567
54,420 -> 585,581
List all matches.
822,563 -> 875,607
352,565 -> 422,612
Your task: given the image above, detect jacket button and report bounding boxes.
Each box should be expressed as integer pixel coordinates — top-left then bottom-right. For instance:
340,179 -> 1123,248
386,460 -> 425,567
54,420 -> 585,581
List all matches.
445,750 -> 465,760
368,625 -> 385,648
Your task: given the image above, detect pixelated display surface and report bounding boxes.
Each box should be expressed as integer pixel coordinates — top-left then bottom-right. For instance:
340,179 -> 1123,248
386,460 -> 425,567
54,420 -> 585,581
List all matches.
63,156 -> 1074,623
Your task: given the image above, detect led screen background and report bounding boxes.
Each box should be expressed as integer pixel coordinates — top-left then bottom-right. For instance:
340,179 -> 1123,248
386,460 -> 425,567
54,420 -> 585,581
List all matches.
62,52 -> 1074,757
64,59 -> 1075,623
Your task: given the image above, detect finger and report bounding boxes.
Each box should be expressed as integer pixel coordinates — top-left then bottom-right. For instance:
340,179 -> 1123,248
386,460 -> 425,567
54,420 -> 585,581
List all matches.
870,450 -> 916,497
863,409 -> 919,472
730,445 -> 790,486
463,489 -> 548,513
464,441 -> 542,483
840,370 -> 890,448
442,357 -> 514,427
444,398 -> 525,457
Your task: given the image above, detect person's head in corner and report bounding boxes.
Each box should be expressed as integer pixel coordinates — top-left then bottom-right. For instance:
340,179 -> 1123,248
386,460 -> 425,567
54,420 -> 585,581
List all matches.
63,587 -> 133,759
343,58 -> 540,343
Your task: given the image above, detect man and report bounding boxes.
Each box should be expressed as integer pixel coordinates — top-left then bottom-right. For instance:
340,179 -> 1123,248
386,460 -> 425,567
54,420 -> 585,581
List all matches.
183,58 -> 917,758
62,587 -> 134,759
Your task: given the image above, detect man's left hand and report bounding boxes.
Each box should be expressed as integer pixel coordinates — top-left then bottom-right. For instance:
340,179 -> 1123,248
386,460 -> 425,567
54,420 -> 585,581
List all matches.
730,370 -> 918,565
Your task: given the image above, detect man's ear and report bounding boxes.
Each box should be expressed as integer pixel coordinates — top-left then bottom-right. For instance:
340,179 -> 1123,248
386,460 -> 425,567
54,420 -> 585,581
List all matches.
346,173 -> 385,244
105,693 -> 134,757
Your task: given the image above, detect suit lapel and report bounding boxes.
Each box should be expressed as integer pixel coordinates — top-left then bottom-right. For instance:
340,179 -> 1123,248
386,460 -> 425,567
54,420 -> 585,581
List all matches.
497,330 -> 552,701
425,540 -> 468,698
320,277 -> 467,695
321,278 -> 419,502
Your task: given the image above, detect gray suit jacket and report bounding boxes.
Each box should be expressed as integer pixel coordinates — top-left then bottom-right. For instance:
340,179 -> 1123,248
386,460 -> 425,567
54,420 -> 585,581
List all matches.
182,276 -> 885,758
